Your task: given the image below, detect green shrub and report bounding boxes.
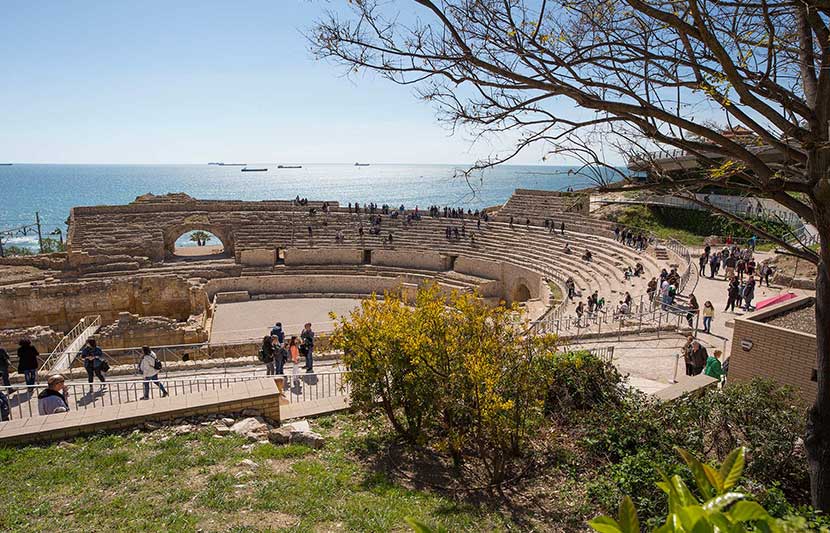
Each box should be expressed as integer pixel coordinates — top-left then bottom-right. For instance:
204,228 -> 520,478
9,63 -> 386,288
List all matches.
582,391 -> 672,462
537,350 -> 624,414
610,204 -> 792,242
665,379 -> 807,500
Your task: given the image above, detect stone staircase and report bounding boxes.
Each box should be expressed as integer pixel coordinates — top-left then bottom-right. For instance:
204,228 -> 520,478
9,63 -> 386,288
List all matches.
39,315 -> 102,374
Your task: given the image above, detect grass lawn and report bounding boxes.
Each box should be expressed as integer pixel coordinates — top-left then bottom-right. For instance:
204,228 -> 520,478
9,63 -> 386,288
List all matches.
0,414 -> 516,532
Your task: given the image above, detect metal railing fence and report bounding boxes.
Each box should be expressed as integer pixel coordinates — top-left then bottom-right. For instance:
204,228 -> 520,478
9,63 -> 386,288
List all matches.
1,375 -> 259,421
0,369 -> 353,421
39,315 -> 101,372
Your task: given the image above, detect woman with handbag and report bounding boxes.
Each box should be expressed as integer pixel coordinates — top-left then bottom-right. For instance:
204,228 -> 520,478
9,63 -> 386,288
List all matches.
139,346 -> 168,400
81,338 -> 107,392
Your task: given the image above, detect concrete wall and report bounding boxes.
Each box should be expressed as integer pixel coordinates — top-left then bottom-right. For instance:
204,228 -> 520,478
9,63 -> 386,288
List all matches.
451,255 -> 541,302
284,248 -> 363,266
728,295 -> 817,404
455,256 -> 502,280
205,274 -> 405,300
502,263 -> 543,302
240,248 -> 276,267
372,249 -> 445,271
95,312 -> 207,349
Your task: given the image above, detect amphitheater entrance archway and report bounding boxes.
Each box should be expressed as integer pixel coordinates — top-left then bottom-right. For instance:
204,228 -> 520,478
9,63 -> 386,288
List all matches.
512,283 -> 532,303
164,223 -> 234,260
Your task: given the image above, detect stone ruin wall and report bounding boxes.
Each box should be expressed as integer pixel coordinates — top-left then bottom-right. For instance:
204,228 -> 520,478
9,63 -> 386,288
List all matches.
0,327 -> 64,361
95,312 -> 207,349
0,275 -> 208,332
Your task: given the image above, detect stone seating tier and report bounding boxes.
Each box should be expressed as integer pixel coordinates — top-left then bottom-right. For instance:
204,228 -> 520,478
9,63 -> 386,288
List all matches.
496,189 -> 590,220
65,194 -> 670,323
73,221 -> 662,321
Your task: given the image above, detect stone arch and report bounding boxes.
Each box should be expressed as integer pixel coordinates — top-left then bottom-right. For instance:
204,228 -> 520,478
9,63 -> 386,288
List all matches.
511,279 -> 532,303
163,220 -> 234,259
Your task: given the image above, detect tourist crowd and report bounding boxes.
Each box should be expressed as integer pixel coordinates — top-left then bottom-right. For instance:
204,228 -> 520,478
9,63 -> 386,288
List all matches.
259,322 -> 316,390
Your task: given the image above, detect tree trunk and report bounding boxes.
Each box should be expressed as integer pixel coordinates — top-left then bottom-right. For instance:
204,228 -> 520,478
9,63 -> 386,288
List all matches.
806,187 -> 830,510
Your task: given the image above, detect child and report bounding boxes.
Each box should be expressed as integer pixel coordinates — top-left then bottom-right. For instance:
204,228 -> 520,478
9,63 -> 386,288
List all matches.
289,336 -> 301,387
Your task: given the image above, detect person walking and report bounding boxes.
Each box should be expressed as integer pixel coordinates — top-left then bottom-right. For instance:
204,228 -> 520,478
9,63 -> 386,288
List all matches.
17,339 -> 40,387
698,252 -> 707,276
742,275 -> 756,311
681,335 -> 695,376
701,301 -> 714,334
0,346 -> 12,393
301,323 -> 315,373
686,294 -> 699,328
760,263 -> 773,287
81,338 -> 107,392
288,336 -> 301,387
709,253 -> 720,279
575,301 -> 585,326
138,346 -> 168,400
259,336 -> 276,376
724,277 -> 740,312
37,374 -> 70,415
274,339 -> 288,386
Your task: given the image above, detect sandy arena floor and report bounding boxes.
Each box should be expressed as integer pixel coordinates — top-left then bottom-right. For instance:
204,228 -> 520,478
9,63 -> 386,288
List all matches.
209,297 -> 363,343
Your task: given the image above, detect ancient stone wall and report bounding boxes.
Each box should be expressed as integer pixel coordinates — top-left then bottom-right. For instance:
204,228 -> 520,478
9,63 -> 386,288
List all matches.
95,312 -> 208,349
0,276 -> 201,331
0,327 -> 63,361
283,248 -> 363,266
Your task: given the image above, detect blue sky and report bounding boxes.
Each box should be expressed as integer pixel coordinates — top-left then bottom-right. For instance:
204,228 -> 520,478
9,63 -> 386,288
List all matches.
0,0 -> 575,165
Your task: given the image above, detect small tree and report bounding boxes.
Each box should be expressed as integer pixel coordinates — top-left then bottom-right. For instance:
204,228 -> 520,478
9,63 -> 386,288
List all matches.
189,230 -> 211,247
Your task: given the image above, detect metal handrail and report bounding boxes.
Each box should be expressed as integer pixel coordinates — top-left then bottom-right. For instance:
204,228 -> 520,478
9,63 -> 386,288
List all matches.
0,370 -> 353,421
39,315 -> 101,372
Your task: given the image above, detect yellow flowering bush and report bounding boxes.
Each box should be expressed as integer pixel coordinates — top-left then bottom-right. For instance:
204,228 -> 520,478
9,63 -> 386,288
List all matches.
330,283 -> 560,483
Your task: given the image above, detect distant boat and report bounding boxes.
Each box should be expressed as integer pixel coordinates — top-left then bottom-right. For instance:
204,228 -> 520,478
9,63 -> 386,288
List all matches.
0,163 -> 12,166
354,162 -> 370,167
277,165 -> 302,169
241,167 -> 268,172
211,162 -> 246,166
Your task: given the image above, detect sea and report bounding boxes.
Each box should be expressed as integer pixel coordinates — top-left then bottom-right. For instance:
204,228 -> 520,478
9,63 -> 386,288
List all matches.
0,163 -> 604,250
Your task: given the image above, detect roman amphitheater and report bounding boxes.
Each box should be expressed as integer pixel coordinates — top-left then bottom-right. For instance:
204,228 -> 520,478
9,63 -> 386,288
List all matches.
0,188 -> 732,440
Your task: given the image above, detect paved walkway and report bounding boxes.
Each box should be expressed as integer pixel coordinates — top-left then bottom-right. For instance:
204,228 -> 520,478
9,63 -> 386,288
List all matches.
683,250 -> 812,358
573,249 -> 814,396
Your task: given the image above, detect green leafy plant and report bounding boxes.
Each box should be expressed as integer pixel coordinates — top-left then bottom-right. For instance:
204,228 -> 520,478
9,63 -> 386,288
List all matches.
588,447 -> 813,533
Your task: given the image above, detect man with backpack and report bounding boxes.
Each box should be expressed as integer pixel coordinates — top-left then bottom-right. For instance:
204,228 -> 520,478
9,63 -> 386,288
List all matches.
270,322 -> 285,345
81,338 -> 107,392
139,346 -> 168,400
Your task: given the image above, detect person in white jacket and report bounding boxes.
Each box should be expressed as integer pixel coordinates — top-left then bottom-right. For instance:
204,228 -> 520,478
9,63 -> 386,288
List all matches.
139,346 -> 169,400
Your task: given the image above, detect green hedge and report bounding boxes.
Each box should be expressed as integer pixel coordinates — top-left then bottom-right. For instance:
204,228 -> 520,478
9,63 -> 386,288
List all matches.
611,205 -> 791,240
